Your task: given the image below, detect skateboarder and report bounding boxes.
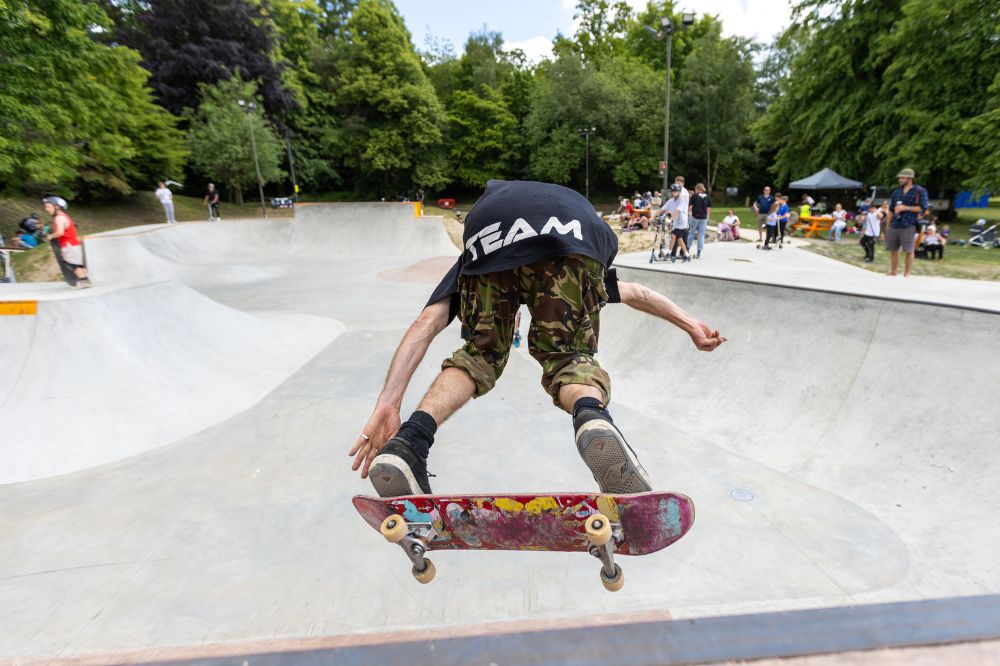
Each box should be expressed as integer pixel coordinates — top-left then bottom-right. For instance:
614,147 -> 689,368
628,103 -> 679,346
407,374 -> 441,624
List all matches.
349,180 -> 726,497
42,196 -> 91,288
204,183 -> 221,221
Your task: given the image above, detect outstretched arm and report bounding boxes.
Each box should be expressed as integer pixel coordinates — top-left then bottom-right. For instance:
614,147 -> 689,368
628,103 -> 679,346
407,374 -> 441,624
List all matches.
618,280 -> 726,351
348,298 -> 451,477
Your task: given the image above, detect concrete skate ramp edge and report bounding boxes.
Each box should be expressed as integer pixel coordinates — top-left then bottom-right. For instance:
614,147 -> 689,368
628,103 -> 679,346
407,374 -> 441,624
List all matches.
600,266 -> 1000,603
0,282 -> 343,484
84,203 -> 456,284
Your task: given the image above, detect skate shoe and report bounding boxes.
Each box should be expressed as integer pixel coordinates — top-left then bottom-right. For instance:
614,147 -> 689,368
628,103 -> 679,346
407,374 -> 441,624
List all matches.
573,411 -> 653,494
369,437 -> 433,496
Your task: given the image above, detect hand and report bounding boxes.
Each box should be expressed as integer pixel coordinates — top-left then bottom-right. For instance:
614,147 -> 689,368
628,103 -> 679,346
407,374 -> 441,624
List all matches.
348,403 -> 401,479
690,321 -> 727,351
894,203 -> 907,215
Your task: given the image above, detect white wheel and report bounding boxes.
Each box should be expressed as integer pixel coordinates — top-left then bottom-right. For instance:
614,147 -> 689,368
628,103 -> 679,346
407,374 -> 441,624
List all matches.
380,514 -> 407,543
412,558 -> 436,584
601,563 -> 625,592
585,513 -> 612,546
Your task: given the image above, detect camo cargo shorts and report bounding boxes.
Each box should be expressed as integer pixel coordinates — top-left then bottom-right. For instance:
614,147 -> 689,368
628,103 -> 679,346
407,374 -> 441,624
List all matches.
441,254 -> 612,406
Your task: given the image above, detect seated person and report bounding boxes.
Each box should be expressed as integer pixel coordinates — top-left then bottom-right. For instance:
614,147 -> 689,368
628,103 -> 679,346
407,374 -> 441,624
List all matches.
922,224 -> 944,260
717,209 -> 741,241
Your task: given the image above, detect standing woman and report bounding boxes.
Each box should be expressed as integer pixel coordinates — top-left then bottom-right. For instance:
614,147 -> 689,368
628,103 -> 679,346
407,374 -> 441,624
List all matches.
42,196 -> 91,288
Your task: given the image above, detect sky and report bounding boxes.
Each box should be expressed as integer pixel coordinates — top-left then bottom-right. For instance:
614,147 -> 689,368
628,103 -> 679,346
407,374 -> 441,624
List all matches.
394,0 -> 793,63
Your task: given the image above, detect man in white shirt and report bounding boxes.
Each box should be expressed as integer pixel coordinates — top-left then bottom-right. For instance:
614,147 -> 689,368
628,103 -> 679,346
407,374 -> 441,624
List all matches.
660,184 -> 691,262
155,181 -> 177,224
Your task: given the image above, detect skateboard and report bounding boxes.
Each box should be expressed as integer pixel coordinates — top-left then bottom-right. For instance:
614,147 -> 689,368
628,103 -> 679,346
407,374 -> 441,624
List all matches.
353,491 -> 695,592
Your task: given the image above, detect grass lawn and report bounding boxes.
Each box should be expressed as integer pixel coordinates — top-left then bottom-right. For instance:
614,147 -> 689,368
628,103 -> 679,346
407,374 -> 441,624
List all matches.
1,192 -> 290,282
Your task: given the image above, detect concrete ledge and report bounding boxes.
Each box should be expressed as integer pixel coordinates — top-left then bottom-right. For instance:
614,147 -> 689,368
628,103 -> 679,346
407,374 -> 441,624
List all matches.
39,594 -> 1000,666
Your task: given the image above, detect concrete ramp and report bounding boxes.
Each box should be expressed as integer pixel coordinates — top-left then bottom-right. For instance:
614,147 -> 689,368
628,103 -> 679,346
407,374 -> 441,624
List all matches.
0,282 -> 342,484
1,202 -> 998,662
84,203 -> 455,284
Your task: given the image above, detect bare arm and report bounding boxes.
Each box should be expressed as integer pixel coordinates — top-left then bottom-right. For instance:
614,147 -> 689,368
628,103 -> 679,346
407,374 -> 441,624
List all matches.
46,215 -> 66,240
618,281 -> 726,351
348,298 -> 451,476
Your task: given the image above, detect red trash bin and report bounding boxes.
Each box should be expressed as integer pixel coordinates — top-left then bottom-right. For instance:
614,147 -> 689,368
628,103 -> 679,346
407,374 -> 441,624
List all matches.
437,198 -> 456,209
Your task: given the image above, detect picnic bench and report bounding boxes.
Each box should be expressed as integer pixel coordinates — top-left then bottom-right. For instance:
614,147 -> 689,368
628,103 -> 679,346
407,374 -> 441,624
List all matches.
790,214 -> 834,238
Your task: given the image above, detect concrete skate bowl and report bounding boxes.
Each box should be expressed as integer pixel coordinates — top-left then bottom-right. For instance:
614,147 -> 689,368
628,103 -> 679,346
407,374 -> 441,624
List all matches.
2,202 -> 999,665
0,282 -> 342,485
83,203 -> 456,285
596,267 -> 1000,608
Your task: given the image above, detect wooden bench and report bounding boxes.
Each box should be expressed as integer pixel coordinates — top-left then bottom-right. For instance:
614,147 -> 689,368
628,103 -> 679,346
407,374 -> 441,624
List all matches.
790,215 -> 834,238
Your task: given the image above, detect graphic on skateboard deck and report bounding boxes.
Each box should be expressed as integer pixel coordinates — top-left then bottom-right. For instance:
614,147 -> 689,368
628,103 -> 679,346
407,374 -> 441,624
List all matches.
353,491 -> 695,592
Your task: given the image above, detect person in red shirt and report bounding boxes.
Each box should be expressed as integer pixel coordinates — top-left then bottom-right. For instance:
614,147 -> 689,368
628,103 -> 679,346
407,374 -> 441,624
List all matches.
42,196 -> 91,288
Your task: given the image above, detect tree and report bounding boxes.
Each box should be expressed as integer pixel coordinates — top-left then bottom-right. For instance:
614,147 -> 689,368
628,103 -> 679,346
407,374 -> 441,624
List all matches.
324,0 -> 449,193
112,0 -> 295,117
0,0 -> 186,197
672,27 -> 759,191
186,78 -> 285,205
525,53 -> 663,192
963,72 -> 1000,191
447,88 -> 520,188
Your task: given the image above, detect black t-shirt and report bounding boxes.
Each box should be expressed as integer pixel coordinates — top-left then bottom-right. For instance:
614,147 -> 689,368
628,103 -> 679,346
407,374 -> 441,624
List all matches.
426,180 -> 621,323
206,189 -> 219,204
690,192 -> 712,219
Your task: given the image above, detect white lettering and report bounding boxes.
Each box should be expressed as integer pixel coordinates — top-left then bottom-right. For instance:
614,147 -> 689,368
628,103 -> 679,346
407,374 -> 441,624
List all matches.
503,218 -> 538,246
478,222 -> 504,255
465,234 -> 481,261
540,217 -> 582,240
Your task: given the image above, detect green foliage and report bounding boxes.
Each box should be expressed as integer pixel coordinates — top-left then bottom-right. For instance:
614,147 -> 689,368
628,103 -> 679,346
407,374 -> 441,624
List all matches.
963,72 -> 1000,191
0,0 -> 185,198
672,26 -> 759,191
756,0 -> 1000,194
186,78 -> 285,203
447,88 -> 520,187
324,0 -> 448,192
525,53 -> 662,190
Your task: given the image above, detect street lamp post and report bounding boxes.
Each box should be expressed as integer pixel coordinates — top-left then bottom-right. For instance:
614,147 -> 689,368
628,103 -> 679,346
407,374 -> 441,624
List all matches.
577,126 -> 597,200
647,12 -> 695,194
285,129 -> 298,201
237,99 -> 267,218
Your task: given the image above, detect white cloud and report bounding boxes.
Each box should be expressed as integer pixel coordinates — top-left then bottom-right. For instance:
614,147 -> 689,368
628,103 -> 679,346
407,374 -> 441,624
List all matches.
624,0 -> 791,42
504,35 -> 555,63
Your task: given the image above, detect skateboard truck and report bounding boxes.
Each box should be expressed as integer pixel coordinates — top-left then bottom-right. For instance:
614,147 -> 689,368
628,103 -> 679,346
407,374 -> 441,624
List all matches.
585,513 -> 625,592
380,515 -> 438,584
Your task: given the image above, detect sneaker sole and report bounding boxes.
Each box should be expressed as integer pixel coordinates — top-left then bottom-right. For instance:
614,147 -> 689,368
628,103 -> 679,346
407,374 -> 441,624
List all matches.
369,454 -> 423,497
575,421 -> 653,494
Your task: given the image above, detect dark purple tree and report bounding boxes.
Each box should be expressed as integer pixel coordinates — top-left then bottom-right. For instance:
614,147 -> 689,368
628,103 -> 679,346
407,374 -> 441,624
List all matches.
111,0 -> 295,117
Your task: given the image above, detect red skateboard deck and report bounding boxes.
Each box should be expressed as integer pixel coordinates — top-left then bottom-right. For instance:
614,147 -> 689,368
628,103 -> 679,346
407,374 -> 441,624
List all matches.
353,491 -> 695,590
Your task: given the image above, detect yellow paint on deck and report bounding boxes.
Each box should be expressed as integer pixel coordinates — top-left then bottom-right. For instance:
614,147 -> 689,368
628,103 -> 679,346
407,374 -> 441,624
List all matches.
0,301 -> 37,316
524,496 -> 560,515
494,498 -> 524,513
596,495 -> 621,522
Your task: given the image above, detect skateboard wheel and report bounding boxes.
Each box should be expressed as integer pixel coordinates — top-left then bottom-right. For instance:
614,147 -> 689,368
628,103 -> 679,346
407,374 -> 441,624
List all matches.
585,513 -> 612,546
412,558 -> 436,584
600,563 -> 625,592
380,514 -> 408,543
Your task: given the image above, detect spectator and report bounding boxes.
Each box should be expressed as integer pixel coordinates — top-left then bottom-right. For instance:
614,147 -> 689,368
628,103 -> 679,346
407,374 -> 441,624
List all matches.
799,196 -> 812,223
42,196 -> 91,288
859,204 -> 882,263
687,183 -> 711,258
651,191 -> 663,209
155,181 -> 177,224
717,209 -> 741,241
886,168 -> 929,277
14,214 -> 41,249
661,184 -> 691,262
752,185 -> 775,243
416,188 -> 425,206
940,223 -> 951,244
827,203 -> 848,241
203,183 -> 221,222
762,201 -> 779,249
674,175 -> 690,221
922,224 -> 944,260
777,195 -> 791,244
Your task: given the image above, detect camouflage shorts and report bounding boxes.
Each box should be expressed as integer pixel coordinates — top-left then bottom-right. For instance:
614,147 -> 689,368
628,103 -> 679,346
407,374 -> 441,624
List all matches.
441,255 -> 611,406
